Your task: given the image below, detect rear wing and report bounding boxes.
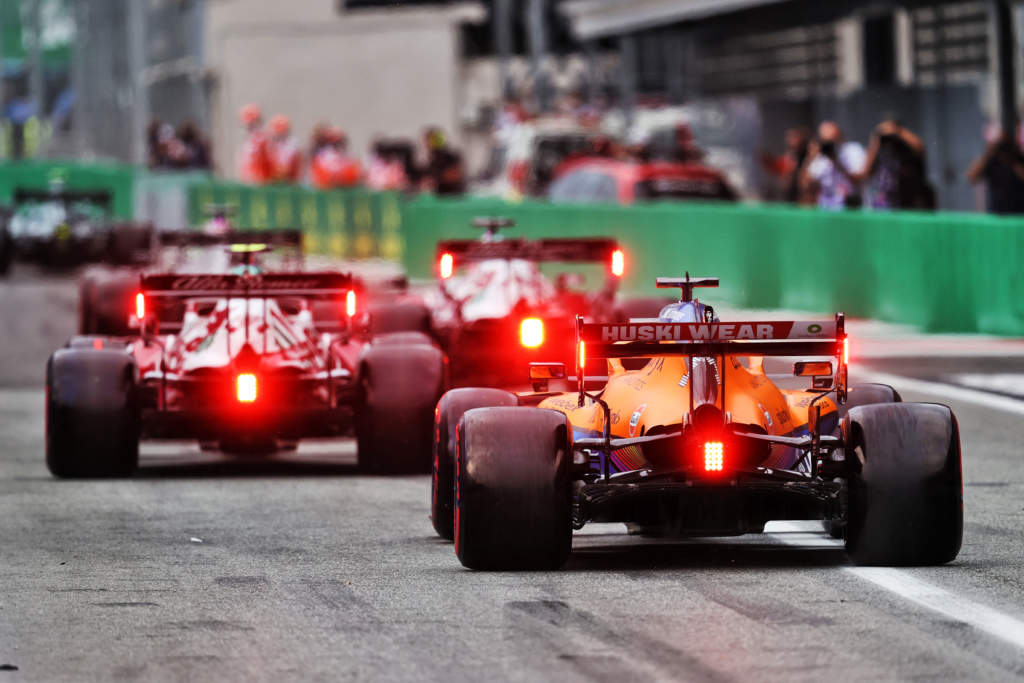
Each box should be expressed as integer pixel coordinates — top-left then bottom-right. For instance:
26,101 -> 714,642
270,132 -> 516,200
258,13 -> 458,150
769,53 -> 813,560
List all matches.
579,318 -> 843,358
436,237 -> 619,264
575,314 -> 848,402
435,237 -> 624,282
13,188 -> 113,208
140,272 -> 352,299
158,228 -> 303,249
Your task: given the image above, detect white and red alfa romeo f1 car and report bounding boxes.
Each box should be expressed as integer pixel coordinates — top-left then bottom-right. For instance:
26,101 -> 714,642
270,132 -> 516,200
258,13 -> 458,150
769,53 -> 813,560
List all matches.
46,267 -> 446,477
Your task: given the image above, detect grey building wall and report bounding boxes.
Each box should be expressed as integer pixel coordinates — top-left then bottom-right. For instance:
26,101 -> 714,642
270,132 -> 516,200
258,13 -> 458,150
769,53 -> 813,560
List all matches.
204,0 -> 484,180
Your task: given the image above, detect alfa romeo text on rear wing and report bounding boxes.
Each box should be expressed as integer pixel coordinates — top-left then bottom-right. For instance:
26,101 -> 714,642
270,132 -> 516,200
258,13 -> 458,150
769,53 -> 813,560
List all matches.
139,272 -> 353,299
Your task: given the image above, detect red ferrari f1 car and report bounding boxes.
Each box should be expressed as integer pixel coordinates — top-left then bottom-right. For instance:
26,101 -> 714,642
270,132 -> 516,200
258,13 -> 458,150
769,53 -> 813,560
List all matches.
46,265 -> 446,477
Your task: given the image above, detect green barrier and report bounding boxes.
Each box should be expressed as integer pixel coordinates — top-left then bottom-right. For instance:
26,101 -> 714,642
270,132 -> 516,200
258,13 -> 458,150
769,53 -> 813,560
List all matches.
400,196 -> 1024,336
0,160 -> 136,218
187,181 -> 404,261
181,181 -> 1024,337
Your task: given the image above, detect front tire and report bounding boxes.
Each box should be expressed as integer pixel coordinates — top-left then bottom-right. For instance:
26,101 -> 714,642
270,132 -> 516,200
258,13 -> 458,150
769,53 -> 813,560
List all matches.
455,407 -> 573,570
431,388 -> 518,540
844,402 -> 963,565
46,348 -> 140,478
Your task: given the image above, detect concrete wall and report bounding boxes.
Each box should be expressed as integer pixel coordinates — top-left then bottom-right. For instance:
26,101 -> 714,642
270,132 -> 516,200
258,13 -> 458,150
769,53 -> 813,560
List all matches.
204,0 -> 484,180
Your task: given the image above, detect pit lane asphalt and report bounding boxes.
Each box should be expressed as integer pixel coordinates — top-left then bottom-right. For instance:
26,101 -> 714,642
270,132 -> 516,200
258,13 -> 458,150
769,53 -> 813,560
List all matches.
3,269 -> 1024,682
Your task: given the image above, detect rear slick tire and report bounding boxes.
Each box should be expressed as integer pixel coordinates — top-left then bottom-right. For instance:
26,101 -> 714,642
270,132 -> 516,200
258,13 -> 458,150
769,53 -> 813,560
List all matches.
825,382 -> 902,538
46,348 -> 140,478
356,340 -> 446,474
455,407 -> 572,570
431,388 -> 518,540
844,402 -> 963,566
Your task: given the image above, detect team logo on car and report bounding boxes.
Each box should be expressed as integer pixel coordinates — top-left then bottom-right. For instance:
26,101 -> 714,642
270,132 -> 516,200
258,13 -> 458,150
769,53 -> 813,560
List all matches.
628,404 -> 646,437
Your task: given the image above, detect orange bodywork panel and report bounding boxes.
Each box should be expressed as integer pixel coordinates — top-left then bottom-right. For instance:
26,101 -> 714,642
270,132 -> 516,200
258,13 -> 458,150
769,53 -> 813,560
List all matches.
539,354 -> 837,472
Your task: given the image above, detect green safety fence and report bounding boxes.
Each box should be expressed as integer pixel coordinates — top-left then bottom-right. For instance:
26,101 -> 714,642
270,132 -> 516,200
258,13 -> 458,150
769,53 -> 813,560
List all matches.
185,182 -> 1024,336
401,196 -> 1024,336
187,181 -> 404,261
0,160 -> 137,218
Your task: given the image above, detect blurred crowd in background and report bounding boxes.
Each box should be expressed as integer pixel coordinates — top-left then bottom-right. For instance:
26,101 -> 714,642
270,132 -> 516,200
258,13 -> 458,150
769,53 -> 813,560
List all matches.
203,95 -> 1024,216
8,0 -> 1024,217
763,116 -> 1024,214
230,104 -> 466,196
147,120 -> 212,171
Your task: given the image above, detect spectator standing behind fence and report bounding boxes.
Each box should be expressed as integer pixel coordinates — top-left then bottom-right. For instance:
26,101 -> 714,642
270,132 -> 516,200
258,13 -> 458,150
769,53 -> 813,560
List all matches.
268,115 -> 302,183
147,119 -> 212,170
761,127 -> 811,203
966,128 -> 1024,215
332,128 -> 362,187
799,121 -> 865,209
238,104 -> 273,184
858,117 -> 934,210
310,124 -> 343,190
176,121 -> 212,170
147,120 -> 165,168
309,125 -> 361,189
366,139 -> 409,191
420,127 -> 465,195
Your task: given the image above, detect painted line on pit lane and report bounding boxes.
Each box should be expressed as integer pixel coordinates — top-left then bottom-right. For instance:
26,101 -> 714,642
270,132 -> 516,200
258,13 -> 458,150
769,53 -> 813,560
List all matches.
859,371 -> 1024,417
951,373 -> 1024,398
767,521 -> 1024,652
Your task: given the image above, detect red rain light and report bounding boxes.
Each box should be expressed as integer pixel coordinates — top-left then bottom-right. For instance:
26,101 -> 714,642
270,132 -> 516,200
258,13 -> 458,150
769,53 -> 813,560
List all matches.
346,289 -> 357,317
439,252 -> 454,279
92,338 -> 103,350
578,341 -> 586,370
704,441 -> 724,472
135,292 -> 145,320
520,318 -> 544,348
843,337 -> 849,365
236,373 -> 257,403
611,249 -> 625,277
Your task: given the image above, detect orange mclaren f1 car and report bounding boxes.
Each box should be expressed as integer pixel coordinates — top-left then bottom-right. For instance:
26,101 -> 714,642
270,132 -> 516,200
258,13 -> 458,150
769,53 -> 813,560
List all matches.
432,276 -> 963,570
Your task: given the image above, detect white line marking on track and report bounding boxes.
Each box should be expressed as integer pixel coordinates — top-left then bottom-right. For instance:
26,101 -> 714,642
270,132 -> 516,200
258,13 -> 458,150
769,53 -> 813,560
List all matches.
767,521 -> 1024,651
859,370 -> 1024,417
951,373 -> 1024,398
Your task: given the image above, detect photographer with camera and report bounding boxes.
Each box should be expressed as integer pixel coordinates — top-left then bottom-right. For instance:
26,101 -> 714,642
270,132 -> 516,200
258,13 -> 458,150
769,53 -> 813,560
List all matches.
799,121 -> 865,210
966,126 -> 1024,215
859,117 -> 934,210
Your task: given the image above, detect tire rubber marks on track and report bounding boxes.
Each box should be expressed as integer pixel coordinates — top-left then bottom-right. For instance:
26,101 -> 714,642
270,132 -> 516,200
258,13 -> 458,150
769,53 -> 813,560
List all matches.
768,522 -> 1024,652
505,599 -> 731,682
